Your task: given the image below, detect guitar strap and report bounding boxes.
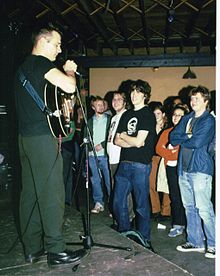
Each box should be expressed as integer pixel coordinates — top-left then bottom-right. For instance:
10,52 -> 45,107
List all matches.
18,69 -> 53,117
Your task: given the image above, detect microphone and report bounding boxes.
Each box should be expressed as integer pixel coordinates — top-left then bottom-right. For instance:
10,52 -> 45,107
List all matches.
57,56 -> 83,76
75,71 -> 82,76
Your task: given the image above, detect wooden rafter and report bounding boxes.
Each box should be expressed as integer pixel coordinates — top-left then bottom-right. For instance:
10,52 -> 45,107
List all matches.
77,0 -> 117,54
184,0 -> 206,38
2,0 -> 216,57
138,0 -> 150,53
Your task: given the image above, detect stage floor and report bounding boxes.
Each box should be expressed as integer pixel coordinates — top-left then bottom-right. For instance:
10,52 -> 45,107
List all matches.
0,186 -> 215,276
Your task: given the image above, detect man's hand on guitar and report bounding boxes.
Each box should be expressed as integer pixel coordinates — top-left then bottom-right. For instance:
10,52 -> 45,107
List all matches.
63,60 -> 77,77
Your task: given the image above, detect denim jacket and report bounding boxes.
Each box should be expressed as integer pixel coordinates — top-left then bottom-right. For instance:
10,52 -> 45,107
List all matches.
170,110 -> 215,176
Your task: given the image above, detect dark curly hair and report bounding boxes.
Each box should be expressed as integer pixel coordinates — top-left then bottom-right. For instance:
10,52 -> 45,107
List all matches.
130,79 -> 151,104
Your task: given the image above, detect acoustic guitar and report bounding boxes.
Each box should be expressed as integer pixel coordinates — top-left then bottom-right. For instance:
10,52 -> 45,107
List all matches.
44,83 -> 75,138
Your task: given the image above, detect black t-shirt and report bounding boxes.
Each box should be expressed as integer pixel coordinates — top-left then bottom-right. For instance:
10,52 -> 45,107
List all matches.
116,106 -> 157,164
14,55 -> 55,136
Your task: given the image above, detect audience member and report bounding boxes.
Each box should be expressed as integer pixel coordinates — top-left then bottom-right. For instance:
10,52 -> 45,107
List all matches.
156,104 -> 189,237
163,95 -> 183,126
107,91 -> 134,221
178,85 -> 195,108
148,102 -> 170,220
104,91 -> 115,114
84,96 -> 111,214
209,90 -> 216,208
113,79 -> 156,249
170,86 -> 215,258
74,105 -> 85,145
117,79 -> 134,108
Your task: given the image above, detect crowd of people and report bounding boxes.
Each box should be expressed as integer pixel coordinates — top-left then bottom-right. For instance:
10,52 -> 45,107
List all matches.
74,81 -> 216,259
14,23 -> 216,269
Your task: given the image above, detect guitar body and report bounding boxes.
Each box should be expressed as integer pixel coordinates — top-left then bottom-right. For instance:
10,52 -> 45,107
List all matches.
44,83 -> 74,138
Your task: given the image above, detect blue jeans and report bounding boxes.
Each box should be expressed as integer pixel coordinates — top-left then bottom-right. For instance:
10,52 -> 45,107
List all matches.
113,161 -> 151,240
179,172 -> 215,247
89,155 -> 111,205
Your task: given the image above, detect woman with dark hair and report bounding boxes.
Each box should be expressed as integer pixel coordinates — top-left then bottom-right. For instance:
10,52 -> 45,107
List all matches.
148,102 -> 170,219
156,104 -> 189,237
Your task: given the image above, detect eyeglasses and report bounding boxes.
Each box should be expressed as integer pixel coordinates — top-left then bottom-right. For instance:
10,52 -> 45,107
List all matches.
172,113 -> 183,118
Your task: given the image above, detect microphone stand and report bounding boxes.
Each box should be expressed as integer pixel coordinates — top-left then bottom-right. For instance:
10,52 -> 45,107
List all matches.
67,84 -> 131,252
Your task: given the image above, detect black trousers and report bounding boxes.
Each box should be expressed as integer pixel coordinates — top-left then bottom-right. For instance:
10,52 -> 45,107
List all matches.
166,165 -> 186,227
19,134 -> 66,255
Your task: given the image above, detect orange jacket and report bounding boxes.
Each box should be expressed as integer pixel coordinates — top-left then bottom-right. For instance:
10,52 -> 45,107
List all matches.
156,127 -> 179,166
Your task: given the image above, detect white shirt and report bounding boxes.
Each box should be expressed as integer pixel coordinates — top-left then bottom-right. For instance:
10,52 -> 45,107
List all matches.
107,109 -> 126,164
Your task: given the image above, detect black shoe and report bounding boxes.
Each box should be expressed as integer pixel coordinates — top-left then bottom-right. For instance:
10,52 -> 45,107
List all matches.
110,223 -> 118,231
156,214 -> 171,222
151,212 -> 160,220
25,249 -> 47,263
47,249 -> 86,266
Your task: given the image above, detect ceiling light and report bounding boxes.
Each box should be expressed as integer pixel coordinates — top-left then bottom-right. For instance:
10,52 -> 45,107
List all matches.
182,67 -> 197,79
152,67 -> 159,72
167,9 -> 175,23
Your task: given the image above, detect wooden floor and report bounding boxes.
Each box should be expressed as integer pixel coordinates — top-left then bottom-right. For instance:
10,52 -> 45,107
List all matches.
0,155 -> 216,276
0,196 -> 215,276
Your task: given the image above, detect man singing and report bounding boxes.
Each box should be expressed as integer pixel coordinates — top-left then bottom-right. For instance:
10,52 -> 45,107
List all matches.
14,23 -> 85,266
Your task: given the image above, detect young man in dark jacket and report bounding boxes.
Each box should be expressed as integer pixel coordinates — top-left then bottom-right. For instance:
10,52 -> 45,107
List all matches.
170,86 -> 215,259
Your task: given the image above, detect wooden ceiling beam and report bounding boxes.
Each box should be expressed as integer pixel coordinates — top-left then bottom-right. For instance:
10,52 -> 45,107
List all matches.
127,28 -> 144,40
109,0 -> 130,39
202,0 -> 215,9
77,0 -> 117,54
152,0 -> 169,11
117,0 -> 138,14
107,27 -> 124,40
91,0 -> 114,14
120,0 -> 142,14
138,0 -> 150,54
42,0 -> 86,42
72,53 -> 215,68
2,0 -> 216,57
182,1 -> 199,12
99,35 -> 214,50
146,3 -> 158,13
152,0 -> 173,43
170,26 -> 188,39
175,0 -> 189,9
109,0 -> 133,54
148,26 -> 166,40
184,0 -> 206,38
62,0 -> 85,15
205,15 -> 216,37
61,4 -> 78,16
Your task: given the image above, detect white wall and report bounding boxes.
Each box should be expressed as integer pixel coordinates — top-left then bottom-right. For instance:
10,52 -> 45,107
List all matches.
89,67 -> 215,102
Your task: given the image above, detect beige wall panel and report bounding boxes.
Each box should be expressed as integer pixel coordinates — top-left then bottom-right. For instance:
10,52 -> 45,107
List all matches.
89,67 -> 215,102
